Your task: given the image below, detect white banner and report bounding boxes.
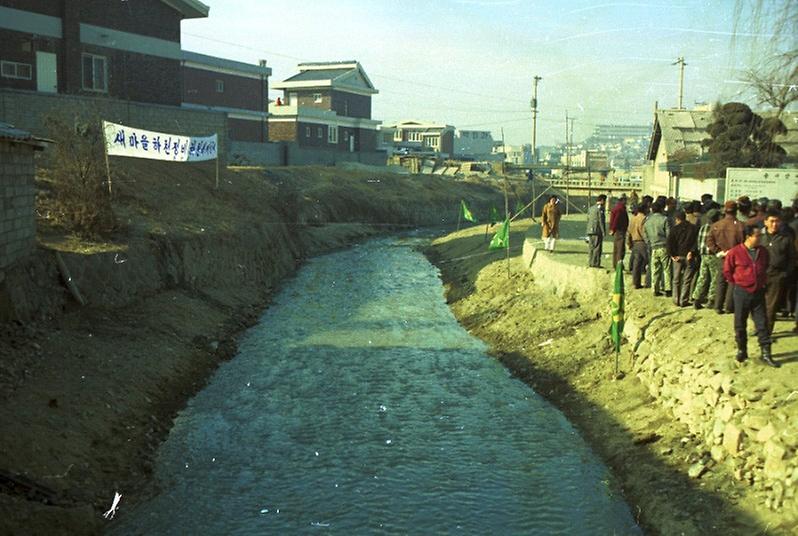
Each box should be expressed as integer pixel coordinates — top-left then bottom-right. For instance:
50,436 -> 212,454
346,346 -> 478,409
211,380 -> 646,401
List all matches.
103,120 -> 217,162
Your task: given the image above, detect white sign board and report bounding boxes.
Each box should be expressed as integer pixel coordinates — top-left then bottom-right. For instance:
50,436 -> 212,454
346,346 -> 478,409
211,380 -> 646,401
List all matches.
102,120 -> 217,162
725,168 -> 798,202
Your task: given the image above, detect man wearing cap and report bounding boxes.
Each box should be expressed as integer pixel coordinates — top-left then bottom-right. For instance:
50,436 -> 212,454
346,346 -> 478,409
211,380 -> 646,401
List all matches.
609,194 -> 629,270
707,200 -> 744,314
586,194 -> 607,268
723,224 -> 778,367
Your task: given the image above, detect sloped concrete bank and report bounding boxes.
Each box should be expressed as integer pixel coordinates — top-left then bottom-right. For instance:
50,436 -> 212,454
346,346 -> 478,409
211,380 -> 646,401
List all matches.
522,240 -> 798,523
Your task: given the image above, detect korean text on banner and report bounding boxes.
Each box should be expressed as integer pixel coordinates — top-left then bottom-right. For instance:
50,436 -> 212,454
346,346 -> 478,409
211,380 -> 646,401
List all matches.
102,121 -> 217,162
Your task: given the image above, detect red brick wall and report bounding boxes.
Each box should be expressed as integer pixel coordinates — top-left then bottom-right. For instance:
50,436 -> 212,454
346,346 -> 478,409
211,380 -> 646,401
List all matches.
0,29 -> 60,92
3,0 -> 61,17
295,90 -> 331,110
267,119 -> 378,153
358,128 -> 377,152
183,67 -> 265,112
331,90 -> 370,119
228,118 -> 266,142
268,121 -> 296,142
76,43 -> 182,105
71,0 -> 182,42
297,121 -> 329,148
1,1 -> 184,104
8,0 -> 182,41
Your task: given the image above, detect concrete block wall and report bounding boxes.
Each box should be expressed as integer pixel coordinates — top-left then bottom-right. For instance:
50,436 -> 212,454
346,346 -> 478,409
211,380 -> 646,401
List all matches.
0,141 -> 36,271
229,140 -> 284,166
0,89 -> 228,157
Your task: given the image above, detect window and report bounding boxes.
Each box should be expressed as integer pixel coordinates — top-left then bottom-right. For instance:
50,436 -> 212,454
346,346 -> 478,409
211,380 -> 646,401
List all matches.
215,79 -> 224,93
328,125 -> 338,144
393,129 -> 402,141
317,127 -> 323,139
81,53 -> 107,92
305,126 -> 311,138
408,131 -> 422,142
425,137 -> 439,148
1,60 -> 32,80
313,93 -> 322,103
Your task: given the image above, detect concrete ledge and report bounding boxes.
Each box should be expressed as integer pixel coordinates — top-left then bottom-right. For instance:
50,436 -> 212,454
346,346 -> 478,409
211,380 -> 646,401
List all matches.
523,237 -> 611,301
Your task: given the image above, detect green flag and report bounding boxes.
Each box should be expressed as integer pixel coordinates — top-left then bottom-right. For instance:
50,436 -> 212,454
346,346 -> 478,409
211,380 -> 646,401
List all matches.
490,206 -> 500,226
489,217 -> 509,250
460,199 -> 477,223
609,262 -> 625,353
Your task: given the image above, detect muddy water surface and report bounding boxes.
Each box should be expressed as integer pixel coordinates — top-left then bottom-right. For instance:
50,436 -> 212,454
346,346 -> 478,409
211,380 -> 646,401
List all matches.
111,236 -> 641,535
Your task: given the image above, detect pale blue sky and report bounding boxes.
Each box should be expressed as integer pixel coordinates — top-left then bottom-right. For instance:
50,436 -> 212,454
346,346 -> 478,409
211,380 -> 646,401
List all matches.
179,1 -> 789,145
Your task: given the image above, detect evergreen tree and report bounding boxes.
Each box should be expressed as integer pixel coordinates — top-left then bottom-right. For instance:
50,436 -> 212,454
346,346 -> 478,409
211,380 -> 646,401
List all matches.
701,102 -> 787,177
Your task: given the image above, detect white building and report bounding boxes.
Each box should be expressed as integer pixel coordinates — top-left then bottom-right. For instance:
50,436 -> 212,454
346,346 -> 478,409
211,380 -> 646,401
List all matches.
493,144 -> 531,165
453,130 -> 495,159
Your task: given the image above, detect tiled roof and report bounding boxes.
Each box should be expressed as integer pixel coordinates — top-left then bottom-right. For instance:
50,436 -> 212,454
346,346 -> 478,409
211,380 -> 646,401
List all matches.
0,122 -> 49,147
283,68 -> 352,83
648,109 -> 798,161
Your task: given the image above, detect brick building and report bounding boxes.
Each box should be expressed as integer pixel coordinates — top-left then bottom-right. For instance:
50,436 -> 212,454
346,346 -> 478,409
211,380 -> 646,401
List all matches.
382,121 -> 455,158
182,51 -> 271,143
269,61 -> 381,153
0,0 -> 209,105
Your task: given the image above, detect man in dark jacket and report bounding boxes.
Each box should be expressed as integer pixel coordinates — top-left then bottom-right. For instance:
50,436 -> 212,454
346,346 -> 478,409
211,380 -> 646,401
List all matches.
667,209 -> 698,306
700,193 -> 721,215
609,194 -> 629,270
723,225 -> 777,367
586,194 -> 607,268
762,209 -> 796,335
707,200 -> 744,314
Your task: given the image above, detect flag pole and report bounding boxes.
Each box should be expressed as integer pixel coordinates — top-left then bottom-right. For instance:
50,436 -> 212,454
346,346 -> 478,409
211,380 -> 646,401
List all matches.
102,120 -> 113,197
504,178 -> 510,278
215,153 -> 220,190
457,202 -> 462,232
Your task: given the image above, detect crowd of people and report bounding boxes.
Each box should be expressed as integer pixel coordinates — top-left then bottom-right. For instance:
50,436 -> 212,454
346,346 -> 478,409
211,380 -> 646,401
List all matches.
539,192 -> 797,368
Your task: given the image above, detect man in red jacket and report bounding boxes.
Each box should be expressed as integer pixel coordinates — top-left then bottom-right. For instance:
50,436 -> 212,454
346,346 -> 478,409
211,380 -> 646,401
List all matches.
609,194 -> 629,270
723,224 -> 779,367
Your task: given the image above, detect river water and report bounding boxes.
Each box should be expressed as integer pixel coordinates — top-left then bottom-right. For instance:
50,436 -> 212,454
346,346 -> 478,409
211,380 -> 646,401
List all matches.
111,236 -> 641,535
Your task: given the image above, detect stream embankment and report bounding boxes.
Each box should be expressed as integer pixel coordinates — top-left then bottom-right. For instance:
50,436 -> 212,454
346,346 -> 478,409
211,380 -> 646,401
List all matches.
0,163 -> 519,535
425,218 -> 798,536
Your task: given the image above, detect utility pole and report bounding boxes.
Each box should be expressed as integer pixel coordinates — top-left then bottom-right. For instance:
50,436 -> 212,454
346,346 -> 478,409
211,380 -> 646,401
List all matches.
569,116 -> 576,213
565,110 -> 570,216
500,127 -> 506,175
531,75 -> 542,164
672,57 -> 687,109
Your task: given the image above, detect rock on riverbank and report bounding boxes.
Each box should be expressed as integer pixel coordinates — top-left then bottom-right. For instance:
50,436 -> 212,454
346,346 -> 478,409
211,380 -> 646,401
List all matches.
425,219 -> 797,536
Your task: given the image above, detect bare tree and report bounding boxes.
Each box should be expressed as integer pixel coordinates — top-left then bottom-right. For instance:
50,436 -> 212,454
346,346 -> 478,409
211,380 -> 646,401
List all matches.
734,1 -> 798,116
744,51 -> 798,116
